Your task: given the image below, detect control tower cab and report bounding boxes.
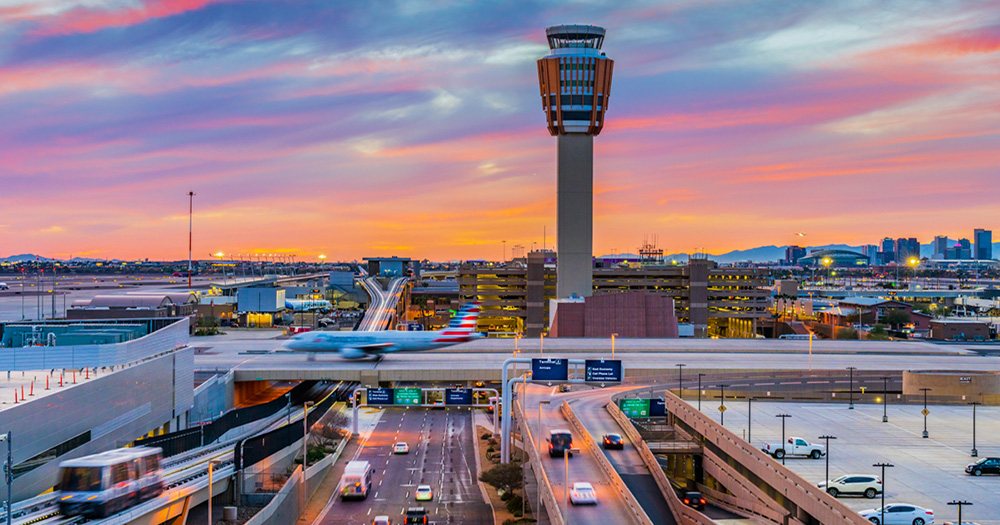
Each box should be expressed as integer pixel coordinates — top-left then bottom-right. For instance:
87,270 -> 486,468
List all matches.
536,25 -> 614,299
537,25 -> 614,136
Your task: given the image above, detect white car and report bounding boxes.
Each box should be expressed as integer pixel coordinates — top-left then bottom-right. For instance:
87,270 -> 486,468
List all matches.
570,482 -> 597,505
859,504 -> 934,525
414,485 -> 434,501
393,442 -> 409,454
372,516 -> 391,525
818,474 -> 881,498
0,283 -> 7,290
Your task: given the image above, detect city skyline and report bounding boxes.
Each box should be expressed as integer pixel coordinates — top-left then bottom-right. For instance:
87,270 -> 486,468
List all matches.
2,1 -> 999,261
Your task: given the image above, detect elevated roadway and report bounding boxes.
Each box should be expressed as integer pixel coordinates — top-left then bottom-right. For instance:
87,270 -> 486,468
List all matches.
519,383 -> 644,525
358,277 -> 407,331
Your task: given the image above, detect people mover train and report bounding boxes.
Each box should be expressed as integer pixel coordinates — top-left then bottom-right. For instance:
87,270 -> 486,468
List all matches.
58,447 -> 164,518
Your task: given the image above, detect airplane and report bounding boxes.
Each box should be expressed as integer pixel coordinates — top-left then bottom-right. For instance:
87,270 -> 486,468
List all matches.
284,303 -> 483,359
285,299 -> 333,311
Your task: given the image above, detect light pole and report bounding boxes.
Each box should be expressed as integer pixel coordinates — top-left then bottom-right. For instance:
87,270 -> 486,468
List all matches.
300,400 -> 315,513
872,462 -> 894,525
818,435 -> 836,488
537,400 -> 551,517
880,376 -> 890,423
676,364 -> 686,399
563,447 -> 581,517
187,191 -> 195,289
717,385 -> 726,426
847,366 -> 857,409
776,414 -> 792,465
2,432 -> 10,525
611,333 -> 618,359
207,459 -> 221,525
540,333 -> 545,356
697,373 -> 705,410
948,500 -> 971,525
747,397 -> 754,443
919,387 -> 931,439
969,401 -> 981,457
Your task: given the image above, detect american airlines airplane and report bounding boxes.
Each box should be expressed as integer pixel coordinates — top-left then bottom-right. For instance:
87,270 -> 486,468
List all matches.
284,303 -> 482,359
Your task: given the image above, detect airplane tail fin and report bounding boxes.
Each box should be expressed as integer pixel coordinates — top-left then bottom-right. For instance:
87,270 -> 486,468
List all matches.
434,303 -> 481,342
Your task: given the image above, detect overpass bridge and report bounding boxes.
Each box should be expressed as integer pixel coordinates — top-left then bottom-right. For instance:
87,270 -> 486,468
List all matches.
357,277 -> 408,331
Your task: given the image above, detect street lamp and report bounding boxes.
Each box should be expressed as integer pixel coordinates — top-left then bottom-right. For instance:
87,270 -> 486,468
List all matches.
880,376 -> 890,423
969,401 -> 981,457
697,373 -> 705,410
847,367 -> 857,409
818,435 -> 836,490
872,462 -> 894,525
822,258 -> 832,286
676,364 -> 686,399
207,459 -> 223,525
948,500 -> 972,525
747,397 -> 755,443
919,387 -> 931,439
300,400 -> 315,512
537,400 -> 551,516
2,432 -> 10,525
540,333 -> 546,356
611,333 -> 618,359
717,384 -> 726,426
775,414 -> 792,465
214,252 -> 226,286
563,447 -> 581,517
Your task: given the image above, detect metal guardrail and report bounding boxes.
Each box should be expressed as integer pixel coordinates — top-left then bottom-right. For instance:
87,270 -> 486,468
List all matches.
559,400 -> 651,525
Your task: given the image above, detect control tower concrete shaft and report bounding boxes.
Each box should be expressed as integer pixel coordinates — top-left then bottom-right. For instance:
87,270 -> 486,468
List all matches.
537,25 -> 614,298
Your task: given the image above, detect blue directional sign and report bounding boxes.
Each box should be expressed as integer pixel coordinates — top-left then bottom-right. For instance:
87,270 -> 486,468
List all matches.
584,359 -> 622,383
650,398 -> 666,417
445,388 -> 473,405
367,388 -> 394,405
531,358 -> 569,383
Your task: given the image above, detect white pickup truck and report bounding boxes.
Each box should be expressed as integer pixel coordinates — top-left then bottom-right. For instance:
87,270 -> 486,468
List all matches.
761,437 -> 825,459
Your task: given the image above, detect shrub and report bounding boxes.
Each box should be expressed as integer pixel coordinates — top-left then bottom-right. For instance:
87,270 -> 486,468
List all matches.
481,433 -> 492,440
504,494 -> 524,516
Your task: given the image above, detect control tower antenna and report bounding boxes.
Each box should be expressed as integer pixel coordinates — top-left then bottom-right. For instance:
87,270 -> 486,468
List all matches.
537,24 -> 614,298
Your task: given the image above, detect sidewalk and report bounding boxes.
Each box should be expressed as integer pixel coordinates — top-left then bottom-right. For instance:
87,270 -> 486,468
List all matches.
298,437 -> 361,524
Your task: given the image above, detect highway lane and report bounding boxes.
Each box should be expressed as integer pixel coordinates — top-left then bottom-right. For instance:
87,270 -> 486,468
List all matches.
317,408 -> 490,525
357,277 -> 407,331
522,383 -> 638,525
562,386 -> 679,525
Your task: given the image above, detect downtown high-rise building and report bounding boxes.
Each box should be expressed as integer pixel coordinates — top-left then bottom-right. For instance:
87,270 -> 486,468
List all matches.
932,235 -> 949,260
894,237 -> 920,264
974,228 -> 992,260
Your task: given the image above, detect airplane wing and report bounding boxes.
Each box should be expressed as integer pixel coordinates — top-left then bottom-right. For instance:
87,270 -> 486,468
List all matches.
340,343 -> 396,359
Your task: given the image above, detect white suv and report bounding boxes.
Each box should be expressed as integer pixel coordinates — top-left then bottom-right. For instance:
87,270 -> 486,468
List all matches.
818,474 -> 881,498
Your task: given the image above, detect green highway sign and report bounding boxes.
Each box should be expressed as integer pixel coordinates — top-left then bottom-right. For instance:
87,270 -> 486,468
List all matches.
620,398 -> 651,418
394,388 -> 422,405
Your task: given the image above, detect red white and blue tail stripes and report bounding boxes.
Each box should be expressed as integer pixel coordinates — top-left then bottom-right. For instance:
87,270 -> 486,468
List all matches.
434,303 -> 481,343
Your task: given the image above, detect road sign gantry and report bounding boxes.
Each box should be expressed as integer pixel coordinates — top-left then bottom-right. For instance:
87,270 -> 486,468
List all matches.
500,357 -> 623,463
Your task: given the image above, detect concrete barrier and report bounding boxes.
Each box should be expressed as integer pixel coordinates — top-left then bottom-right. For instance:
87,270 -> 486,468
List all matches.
610,387 -> 870,524
605,401 -> 714,525
513,400 -> 565,525
244,437 -> 347,525
559,401 -> 651,525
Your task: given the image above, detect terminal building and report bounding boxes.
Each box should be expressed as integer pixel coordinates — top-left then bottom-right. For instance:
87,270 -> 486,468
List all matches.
458,253 -> 770,338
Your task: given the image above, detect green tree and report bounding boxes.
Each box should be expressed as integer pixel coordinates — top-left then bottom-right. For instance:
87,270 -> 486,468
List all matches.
835,328 -> 858,340
867,324 -> 890,341
882,309 -> 910,328
479,463 -> 524,494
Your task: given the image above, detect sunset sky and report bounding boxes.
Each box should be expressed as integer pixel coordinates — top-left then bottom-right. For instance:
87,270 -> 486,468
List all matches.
1,0 -> 998,261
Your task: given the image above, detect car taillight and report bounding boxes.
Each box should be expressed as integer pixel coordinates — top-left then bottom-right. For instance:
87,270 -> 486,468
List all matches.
876,480 -> 881,484
683,498 -> 690,504
700,499 -> 706,504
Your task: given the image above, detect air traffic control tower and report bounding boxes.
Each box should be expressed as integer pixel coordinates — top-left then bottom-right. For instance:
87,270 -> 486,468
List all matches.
537,25 -> 614,298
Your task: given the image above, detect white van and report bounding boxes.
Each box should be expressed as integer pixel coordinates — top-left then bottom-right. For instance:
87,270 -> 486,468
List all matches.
340,460 -> 373,500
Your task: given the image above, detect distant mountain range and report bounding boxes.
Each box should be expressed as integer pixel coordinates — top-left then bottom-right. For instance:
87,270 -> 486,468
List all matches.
1,254 -> 107,263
